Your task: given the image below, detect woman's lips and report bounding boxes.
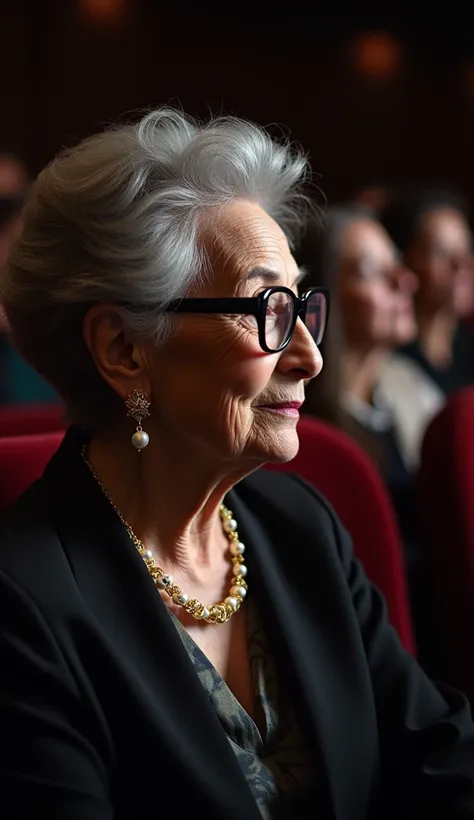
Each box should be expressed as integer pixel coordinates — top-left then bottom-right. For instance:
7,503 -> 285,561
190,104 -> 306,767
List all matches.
255,401 -> 302,417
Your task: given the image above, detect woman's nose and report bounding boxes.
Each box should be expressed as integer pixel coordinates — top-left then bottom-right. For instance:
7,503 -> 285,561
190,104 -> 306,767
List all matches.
277,318 -> 323,380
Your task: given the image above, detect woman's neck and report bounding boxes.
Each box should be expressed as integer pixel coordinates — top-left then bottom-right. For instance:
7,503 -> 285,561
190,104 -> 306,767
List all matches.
344,347 -> 388,406
86,429 -> 248,579
416,307 -> 457,370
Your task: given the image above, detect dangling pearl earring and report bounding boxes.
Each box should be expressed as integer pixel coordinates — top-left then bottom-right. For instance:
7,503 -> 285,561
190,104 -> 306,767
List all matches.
125,389 -> 151,450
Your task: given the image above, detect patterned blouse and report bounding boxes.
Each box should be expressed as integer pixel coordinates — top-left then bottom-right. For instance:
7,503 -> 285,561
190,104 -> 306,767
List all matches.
171,600 -> 316,819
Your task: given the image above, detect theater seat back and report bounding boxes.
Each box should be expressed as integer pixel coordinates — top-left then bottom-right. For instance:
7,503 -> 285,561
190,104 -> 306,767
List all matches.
266,415 -> 415,653
420,386 -> 474,699
0,403 -> 66,437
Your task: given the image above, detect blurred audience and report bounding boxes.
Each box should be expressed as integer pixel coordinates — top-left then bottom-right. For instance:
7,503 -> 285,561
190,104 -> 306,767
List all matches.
297,207 -> 442,483
297,206 -> 446,674
0,152 -> 57,404
380,189 -> 474,394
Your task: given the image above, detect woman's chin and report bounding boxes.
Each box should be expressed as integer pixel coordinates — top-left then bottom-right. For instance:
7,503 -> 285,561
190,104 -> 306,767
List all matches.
258,429 -> 300,465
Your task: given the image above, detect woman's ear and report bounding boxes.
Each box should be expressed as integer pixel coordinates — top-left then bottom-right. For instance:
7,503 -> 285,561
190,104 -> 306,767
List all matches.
82,303 -> 151,401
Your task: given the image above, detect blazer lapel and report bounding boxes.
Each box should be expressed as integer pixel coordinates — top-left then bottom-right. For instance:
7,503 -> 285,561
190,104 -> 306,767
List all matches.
229,481 -> 375,820
41,434 -> 262,820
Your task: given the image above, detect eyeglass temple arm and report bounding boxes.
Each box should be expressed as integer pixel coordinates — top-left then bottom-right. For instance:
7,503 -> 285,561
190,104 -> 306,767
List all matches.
164,297 -> 261,314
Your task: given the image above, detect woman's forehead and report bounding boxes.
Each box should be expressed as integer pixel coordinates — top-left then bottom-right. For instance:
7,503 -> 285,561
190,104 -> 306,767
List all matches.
341,219 -> 390,254
200,200 -> 298,289
420,208 -> 471,251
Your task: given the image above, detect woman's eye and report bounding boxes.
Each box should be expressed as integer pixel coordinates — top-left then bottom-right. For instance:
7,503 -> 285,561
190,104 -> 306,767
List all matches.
238,314 -> 258,331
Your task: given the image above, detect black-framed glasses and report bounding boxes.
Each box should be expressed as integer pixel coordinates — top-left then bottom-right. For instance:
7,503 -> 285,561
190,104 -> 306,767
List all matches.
164,287 -> 330,353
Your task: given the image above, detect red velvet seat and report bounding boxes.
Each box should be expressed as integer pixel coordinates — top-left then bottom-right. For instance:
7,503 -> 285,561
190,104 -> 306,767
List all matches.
419,387 -> 474,699
265,415 -> 415,653
0,431 -> 64,510
0,403 -> 66,437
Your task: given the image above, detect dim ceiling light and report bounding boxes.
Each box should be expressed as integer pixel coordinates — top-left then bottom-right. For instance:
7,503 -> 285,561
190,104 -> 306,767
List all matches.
78,0 -> 126,23
354,31 -> 402,79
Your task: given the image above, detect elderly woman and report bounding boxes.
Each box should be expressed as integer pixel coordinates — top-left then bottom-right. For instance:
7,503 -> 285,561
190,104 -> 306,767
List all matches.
0,110 -> 474,820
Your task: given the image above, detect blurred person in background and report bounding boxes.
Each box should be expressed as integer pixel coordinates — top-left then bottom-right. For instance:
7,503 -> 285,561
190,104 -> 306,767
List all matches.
297,207 -> 444,672
1,108 -> 474,818
297,207 -> 443,491
0,152 -> 57,404
380,189 -> 474,395
350,182 -> 390,216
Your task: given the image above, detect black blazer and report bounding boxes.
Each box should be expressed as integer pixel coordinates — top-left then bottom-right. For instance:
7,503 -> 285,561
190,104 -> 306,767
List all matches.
1,429 -> 474,820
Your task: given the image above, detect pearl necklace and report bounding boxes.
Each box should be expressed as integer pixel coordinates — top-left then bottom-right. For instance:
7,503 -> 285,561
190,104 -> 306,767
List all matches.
81,446 -> 248,624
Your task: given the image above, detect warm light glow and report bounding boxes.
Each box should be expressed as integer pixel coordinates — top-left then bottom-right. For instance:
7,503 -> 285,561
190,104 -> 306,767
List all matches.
354,32 -> 402,79
78,0 -> 126,23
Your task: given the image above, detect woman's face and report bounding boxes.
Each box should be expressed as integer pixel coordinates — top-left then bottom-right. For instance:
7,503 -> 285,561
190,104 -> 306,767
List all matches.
405,207 -> 473,317
338,218 -> 417,349
144,201 -> 323,467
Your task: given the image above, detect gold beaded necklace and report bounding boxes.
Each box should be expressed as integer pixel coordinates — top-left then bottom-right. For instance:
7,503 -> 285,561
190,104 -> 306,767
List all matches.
81,446 -> 248,624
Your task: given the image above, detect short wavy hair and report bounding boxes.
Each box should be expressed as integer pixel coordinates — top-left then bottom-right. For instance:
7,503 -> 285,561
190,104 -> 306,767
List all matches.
1,108 -> 311,428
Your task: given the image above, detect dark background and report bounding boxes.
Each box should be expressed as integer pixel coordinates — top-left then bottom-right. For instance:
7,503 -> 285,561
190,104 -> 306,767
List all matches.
1,0 -> 473,201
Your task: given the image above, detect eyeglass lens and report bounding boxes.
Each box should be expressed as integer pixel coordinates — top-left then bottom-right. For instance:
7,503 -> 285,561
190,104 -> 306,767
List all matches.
264,291 -> 295,351
304,292 -> 327,346
264,290 -> 326,351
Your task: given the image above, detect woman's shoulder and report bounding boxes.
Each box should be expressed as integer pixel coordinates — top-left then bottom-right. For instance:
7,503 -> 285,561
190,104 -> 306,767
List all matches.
379,351 -> 444,399
0,481 -> 51,552
237,467 -> 328,508
0,481 -> 70,610
234,469 -> 346,555
232,470 -> 355,598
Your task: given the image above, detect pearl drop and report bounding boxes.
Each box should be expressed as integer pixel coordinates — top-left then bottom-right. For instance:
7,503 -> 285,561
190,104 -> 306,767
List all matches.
230,541 -> 245,556
132,430 -> 150,450
233,564 -> 247,577
223,518 -> 237,533
143,549 -> 153,560
230,585 -> 247,599
225,596 -> 238,611
177,593 -> 188,605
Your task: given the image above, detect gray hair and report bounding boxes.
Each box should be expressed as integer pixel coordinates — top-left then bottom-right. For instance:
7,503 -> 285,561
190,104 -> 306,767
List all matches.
1,108 -> 310,428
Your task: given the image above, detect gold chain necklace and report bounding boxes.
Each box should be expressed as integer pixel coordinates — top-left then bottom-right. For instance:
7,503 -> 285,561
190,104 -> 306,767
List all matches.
81,446 -> 248,624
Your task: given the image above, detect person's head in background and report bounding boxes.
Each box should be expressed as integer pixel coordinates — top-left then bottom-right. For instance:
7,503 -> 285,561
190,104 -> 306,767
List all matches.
379,189 -> 473,368
350,183 -> 390,217
297,206 -> 417,426
0,153 -> 28,268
